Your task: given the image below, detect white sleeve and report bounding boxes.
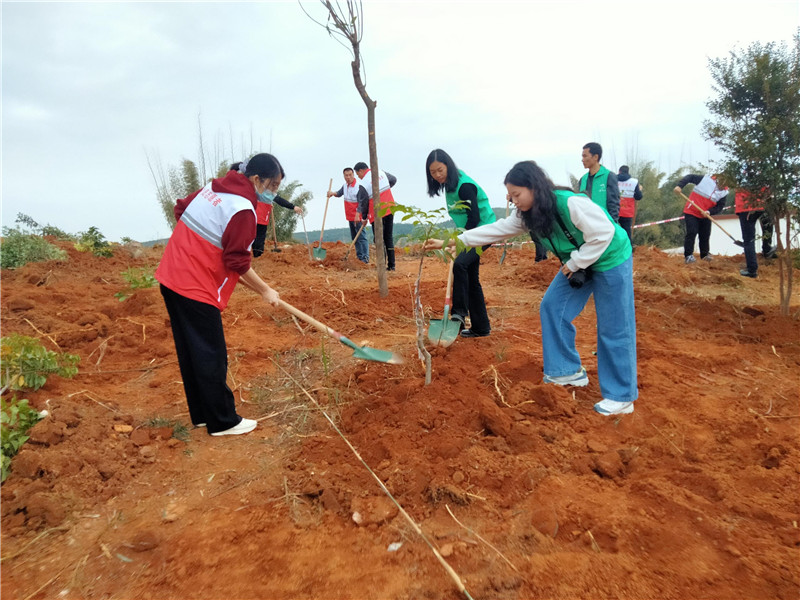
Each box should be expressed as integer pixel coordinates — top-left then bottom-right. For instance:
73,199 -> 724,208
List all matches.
458,211 -> 529,246
564,195 -> 615,271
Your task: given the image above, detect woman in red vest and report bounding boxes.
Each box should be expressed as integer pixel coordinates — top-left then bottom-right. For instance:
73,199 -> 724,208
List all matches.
735,189 -> 772,278
673,173 -> 728,263
230,161 -> 304,258
155,154 -> 282,436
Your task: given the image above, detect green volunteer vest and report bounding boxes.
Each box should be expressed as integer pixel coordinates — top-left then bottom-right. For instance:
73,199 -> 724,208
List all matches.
539,190 -> 631,272
579,165 -> 610,210
445,171 -> 496,229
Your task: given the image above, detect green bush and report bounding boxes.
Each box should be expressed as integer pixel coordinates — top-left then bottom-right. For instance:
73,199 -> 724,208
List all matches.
1,397 -> 44,482
0,228 -> 68,270
74,226 -> 113,257
0,334 -> 80,391
115,267 -> 157,301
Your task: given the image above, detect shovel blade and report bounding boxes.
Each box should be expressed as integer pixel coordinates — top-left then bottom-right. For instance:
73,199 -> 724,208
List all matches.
350,345 -> 404,364
428,318 -> 461,348
313,247 -> 327,261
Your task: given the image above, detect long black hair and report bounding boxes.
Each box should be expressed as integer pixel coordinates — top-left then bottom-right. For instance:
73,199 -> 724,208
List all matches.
230,153 -> 284,180
503,161 -> 567,238
425,149 -> 461,197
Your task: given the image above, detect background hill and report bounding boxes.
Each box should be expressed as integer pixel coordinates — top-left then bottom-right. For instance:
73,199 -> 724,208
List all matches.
1,241 -> 798,600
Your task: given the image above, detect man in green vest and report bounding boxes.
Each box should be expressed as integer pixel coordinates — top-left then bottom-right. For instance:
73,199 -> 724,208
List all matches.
579,142 -> 620,221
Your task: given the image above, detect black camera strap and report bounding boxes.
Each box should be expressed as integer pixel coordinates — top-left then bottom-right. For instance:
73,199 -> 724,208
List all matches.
544,210 -> 582,266
553,211 -> 581,251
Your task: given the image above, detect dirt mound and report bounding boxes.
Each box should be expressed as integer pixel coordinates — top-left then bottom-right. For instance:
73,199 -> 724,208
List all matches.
1,241 -> 798,600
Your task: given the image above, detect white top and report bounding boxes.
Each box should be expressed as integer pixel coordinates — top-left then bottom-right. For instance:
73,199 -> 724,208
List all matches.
459,194 -> 615,272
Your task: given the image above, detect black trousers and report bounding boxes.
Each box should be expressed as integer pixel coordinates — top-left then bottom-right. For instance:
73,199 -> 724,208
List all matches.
738,212 -> 762,274
760,213 -> 775,255
618,217 -> 633,244
530,235 -> 548,262
683,214 -> 712,258
253,224 -> 268,257
160,285 -> 240,433
371,214 -> 396,269
452,245 -> 491,334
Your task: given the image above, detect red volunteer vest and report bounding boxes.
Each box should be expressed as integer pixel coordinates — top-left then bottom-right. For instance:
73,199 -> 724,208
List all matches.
255,200 -> 273,226
734,190 -> 766,213
360,169 -> 395,219
341,180 -> 361,221
156,183 -> 255,310
618,177 -> 639,218
684,175 -> 727,218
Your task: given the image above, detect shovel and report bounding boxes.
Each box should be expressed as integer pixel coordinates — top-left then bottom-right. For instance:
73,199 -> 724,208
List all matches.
313,179 -> 333,261
499,197 -> 510,265
277,299 -> 403,364
300,213 -> 313,261
427,258 -> 460,348
678,191 -> 744,247
270,217 -> 281,253
343,219 -> 368,262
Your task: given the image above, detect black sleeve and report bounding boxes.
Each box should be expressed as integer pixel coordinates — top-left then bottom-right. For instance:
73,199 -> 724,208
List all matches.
333,186 -> 344,198
459,183 -> 480,230
634,184 -> 643,201
357,186 -> 370,218
274,195 -> 295,210
605,172 -> 620,221
675,174 -> 703,189
386,172 -> 397,187
708,192 -> 728,215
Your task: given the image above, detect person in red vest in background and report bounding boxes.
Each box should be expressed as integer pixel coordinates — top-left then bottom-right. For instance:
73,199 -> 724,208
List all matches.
327,167 -> 371,263
156,153 -> 282,437
673,173 -> 728,264
735,189 -> 776,278
354,161 -> 397,271
617,165 -> 643,245
229,162 -> 303,258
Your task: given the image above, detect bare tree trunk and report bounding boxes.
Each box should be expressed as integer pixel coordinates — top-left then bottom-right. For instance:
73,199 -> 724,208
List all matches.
414,254 -> 432,385
350,42 -> 388,297
779,214 -> 794,316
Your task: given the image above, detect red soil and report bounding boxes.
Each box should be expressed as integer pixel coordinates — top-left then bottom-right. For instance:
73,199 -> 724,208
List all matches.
1,240 -> 798,600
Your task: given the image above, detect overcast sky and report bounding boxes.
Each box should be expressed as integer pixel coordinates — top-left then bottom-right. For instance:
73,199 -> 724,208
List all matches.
2,1 -> 798,242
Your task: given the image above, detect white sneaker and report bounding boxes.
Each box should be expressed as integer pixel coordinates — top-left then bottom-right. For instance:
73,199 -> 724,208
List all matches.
684,255 -> 696,264
194,423 -> 207,428
210,418 -> 257,436
593,399 -> 634,415
543,367 -> 589,387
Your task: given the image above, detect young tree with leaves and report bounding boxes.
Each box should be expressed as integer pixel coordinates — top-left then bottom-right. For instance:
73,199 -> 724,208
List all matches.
703,31 -> 800,315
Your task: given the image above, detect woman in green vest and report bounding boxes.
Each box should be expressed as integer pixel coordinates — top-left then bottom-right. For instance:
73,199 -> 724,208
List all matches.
425,161 -> 637,416
426,149 -> 496,337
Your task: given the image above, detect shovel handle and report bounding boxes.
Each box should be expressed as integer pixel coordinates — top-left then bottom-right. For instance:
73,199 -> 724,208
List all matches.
677,191 -> 741,243
443,256 -> 455,310
270,217 -> 280,249
318,178 -> 333,246
301,215 -> 313,260
277,299 -> 344,342
344,219 -> 368,260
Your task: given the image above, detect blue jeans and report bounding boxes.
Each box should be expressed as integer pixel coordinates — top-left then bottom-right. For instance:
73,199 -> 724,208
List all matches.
349,220 -> 369,263
540,256 -> 638,402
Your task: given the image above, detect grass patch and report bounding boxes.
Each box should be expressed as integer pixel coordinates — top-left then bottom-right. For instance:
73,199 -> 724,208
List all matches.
250,347 -> 349,440
143,416 -> 190,442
